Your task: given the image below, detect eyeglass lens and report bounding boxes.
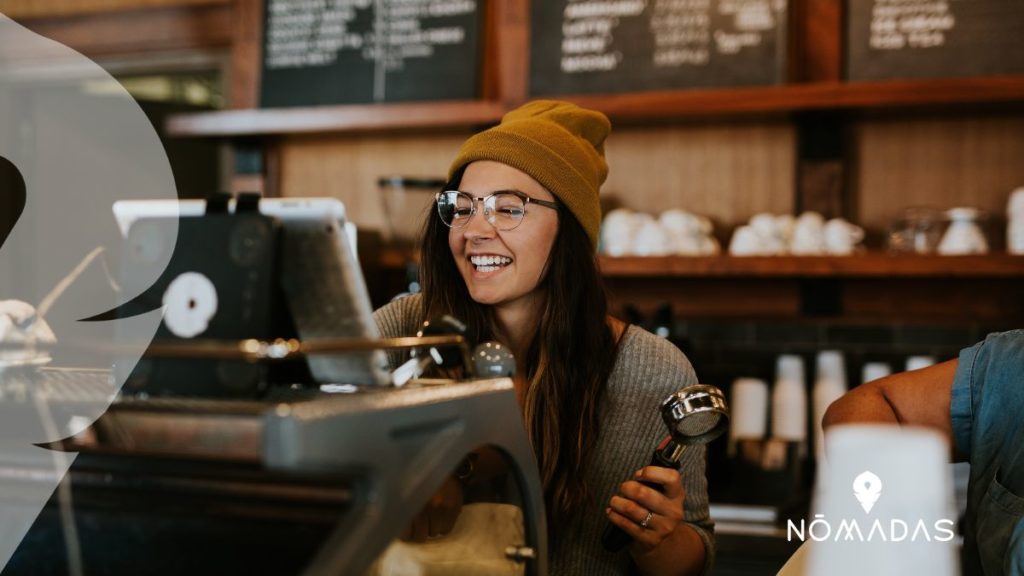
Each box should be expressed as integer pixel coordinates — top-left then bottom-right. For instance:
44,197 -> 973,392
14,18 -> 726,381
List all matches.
437,192 -> 526,231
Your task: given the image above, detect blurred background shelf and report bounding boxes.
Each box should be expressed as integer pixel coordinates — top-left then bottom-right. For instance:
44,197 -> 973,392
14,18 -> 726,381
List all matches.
597,253 -> 1024,278
166,76 -> 1024,137
166,100 -> 507,137
561,75 -> 1024,123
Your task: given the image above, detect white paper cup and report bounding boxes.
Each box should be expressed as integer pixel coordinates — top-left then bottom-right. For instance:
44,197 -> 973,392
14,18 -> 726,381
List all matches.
905,356 -> 936,372
813,351 -> 848,464
772,355 -> 808,443
730,377 -> 769,441
861,362 -> 892,384
807,425 -> 957,576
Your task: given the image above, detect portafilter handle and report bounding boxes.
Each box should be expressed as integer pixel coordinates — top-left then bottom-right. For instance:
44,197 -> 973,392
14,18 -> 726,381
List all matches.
602,384 -> 729,553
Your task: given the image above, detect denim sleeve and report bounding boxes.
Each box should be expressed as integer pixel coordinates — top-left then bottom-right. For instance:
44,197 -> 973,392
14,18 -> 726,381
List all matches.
951,329 -> 1024,459
951,339 -> 983,459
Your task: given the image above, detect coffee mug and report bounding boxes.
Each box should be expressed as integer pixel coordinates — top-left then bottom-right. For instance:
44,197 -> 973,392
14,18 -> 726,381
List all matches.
824,219 -> 865,255
729,225 -> 764,256
938,207 -> 988,255
790,212 -> 827,255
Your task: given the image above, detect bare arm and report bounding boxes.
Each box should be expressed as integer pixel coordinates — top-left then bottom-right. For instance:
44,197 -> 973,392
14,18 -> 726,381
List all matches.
823,359 -> 959,458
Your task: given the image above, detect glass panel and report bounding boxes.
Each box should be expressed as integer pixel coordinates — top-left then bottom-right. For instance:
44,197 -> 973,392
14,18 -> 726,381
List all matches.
366,445 -> 529,576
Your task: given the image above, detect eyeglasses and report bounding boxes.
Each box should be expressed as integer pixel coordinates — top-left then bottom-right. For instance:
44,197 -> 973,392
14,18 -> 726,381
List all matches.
435,190 -> 559,231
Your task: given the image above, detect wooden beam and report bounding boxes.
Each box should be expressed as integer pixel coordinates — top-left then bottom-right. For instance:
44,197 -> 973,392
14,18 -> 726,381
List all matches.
791,0 -> 843,83
229,0 -> 262,109
489,0 -> 529,106
15,4 -> 233,57
597,254 -> 1024,278
0,0 -> 228,19
167,99 -> 505,137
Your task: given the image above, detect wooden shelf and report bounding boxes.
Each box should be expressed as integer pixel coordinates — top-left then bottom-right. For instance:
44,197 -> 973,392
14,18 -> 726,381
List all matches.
166,76 -> 1024,138
166,99 -> 507,137
567,75 -> 1024,122
598,253 -> 1024,278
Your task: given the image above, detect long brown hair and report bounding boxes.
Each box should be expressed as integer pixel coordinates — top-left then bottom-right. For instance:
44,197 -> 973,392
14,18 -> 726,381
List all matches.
419,167 -> 622,528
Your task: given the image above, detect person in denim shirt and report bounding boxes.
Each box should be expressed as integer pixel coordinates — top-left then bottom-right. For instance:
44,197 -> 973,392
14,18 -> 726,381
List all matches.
824,330 -> 1024,576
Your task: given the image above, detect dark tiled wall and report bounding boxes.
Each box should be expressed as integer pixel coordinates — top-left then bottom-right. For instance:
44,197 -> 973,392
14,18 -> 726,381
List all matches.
666,318 -> 1014,392
624,314 -> 1019,504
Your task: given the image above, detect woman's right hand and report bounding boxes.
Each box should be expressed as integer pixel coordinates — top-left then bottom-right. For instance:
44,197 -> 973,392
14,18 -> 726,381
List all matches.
400,475 -> 464,542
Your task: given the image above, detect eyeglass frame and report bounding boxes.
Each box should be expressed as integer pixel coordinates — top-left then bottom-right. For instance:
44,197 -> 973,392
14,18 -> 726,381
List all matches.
434,189 -> 560,231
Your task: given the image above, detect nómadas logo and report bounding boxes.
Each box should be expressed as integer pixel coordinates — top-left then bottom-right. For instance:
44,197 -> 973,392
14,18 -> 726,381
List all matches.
788,470 -> 956,543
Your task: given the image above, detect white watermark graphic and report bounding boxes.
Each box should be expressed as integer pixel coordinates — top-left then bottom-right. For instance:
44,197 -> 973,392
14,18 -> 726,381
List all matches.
788,470 -> 956,543
853,470 -> 882,513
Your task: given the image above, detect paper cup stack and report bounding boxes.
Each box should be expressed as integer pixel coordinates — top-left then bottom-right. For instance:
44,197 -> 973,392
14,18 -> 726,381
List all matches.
1009,188 -> 1024,255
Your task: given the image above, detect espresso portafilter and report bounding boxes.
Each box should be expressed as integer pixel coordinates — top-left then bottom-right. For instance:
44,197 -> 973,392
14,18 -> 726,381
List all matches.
602,384 -> 729,552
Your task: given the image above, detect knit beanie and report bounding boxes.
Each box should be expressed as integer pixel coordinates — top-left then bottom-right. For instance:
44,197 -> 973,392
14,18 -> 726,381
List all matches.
448,100 -> 610,249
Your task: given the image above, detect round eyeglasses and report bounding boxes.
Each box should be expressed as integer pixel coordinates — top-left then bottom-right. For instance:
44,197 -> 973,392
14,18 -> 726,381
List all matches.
435,190 -> 559,231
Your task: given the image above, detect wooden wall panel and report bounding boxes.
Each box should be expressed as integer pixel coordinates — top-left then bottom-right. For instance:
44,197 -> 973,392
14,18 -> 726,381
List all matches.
843,279 -> 1024,323
277,132 -> 472,232
606,278 -> 802,319
278,121 -> 796,241
604,122 -> 796,238
0,0 -> 227,18
852,112 -> 1024,239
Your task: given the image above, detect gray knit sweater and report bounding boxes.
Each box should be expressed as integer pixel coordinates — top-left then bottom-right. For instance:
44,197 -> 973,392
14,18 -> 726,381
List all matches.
373,294 -> 715,576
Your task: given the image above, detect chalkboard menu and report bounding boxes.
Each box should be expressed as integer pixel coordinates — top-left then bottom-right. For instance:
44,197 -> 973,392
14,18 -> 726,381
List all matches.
848,0 -> 1024,81
530,0 -> 789,97
261,0 -> 481,108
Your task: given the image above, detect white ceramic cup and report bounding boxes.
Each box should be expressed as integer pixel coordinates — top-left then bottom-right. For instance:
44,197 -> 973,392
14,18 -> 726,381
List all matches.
600,209 -> 638,257
729,225 -> 763,256
824,219 -> 865,255
631,219 -> 671,256
791,213 -> 827,255
937,207 -> 988,255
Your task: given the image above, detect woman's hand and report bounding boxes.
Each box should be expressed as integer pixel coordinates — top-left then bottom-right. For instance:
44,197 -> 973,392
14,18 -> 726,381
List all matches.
605,466 -> 686,553
401,475 -> 464,542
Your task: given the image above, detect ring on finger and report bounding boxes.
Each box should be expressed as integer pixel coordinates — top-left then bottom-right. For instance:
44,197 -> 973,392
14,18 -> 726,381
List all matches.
639,510 -> 654,529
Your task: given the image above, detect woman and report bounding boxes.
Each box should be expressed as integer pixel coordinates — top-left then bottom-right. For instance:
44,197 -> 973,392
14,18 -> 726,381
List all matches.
373,100 -> 714,575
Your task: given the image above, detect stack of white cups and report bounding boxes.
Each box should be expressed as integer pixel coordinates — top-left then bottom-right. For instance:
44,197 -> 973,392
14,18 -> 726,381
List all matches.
905,355 -> 936,371
772,355 -> 808,456
861,362 -> 892,384
729,377 -> 769,456
1009,187 -> 1024,254
812,351 -> 848,466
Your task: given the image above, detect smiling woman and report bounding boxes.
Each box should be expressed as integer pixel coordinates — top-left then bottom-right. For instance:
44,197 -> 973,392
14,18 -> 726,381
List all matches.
446,162 -> 561,311
372,100 -> 715,576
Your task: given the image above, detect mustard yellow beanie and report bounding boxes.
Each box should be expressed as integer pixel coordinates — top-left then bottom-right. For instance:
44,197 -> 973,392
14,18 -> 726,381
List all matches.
448,100 -> 610,249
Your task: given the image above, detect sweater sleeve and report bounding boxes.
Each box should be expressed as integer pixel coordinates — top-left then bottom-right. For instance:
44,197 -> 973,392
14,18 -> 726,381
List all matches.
371,293 -> 424,370
646,334 -> 716,576
608,328 -> 716,576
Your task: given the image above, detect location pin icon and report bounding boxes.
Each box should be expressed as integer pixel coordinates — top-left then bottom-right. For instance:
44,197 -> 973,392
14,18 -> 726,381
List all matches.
852,470 -> 883,513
